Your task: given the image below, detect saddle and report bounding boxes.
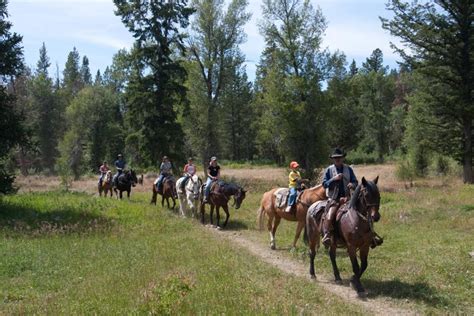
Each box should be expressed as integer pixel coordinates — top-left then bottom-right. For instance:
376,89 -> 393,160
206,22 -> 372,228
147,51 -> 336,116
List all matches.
308,199 -> 348,224
274,188 -> 304,208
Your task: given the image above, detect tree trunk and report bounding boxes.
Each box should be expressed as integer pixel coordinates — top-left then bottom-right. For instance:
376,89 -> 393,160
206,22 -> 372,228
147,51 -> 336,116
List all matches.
463,118 -> 473,183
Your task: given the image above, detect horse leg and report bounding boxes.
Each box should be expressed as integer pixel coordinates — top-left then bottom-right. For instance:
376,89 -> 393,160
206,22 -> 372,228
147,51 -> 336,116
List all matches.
200,203 -> 206,224
119,190 -> 123,199
267,214 -> 276,250
308,221 -> 320,279
178,195 -> 185,217
151,191 -> 157,205
222,204 -> 230,228
292,220 -> 305,249
216,206 -> 221,228
271,216 -> 281,250
172,197 -> 176,210
348,247 -> 365,293
210,205 -> 215,226
359,245 -> 370,279
329,245 -> 342,283
161,194 -> 165,208
127,190 -> 130,199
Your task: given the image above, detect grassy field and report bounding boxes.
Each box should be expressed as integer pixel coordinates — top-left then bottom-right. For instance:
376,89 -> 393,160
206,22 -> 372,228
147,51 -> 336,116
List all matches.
3,164 -> 473,314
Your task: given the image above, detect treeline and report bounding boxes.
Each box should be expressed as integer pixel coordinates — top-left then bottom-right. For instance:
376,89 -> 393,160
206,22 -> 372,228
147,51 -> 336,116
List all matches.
1,0 -> 472,192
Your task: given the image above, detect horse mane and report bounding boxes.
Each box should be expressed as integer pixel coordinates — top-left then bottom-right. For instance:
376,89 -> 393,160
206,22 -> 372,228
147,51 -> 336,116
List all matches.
349,184 -> 362,209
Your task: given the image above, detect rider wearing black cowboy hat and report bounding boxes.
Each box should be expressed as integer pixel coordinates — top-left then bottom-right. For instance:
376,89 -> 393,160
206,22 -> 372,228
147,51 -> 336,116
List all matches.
321,148 -> 358,247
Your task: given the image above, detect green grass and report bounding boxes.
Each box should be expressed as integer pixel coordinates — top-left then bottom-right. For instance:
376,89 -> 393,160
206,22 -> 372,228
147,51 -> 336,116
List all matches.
0,191 -> 365,315
229,184 -> 474,314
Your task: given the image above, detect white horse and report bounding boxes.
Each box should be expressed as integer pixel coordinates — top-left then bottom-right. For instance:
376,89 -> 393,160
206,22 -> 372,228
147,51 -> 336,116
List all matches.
176,175 -> 202,218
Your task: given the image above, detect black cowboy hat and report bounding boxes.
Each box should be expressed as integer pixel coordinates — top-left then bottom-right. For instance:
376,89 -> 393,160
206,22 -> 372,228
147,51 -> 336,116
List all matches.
330,148 -> 346,158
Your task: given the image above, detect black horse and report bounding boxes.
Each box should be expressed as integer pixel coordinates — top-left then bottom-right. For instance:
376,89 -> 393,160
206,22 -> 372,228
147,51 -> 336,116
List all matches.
114,169 -> 138,199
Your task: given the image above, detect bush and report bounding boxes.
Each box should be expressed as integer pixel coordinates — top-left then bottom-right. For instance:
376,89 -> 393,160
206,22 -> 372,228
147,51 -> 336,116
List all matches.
345,149 -> 379,165
395,158 -> 415,182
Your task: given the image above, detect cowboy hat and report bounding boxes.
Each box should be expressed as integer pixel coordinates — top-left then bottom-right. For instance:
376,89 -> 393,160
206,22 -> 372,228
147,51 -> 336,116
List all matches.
330,148 -> 346,158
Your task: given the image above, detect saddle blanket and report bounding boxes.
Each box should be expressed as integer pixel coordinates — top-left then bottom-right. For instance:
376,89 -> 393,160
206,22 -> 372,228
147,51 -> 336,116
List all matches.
308,200 -> 329,219
274,188 -> 289,208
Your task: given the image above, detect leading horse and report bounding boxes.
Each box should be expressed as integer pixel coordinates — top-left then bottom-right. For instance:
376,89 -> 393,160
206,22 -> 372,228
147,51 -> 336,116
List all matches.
305,176 -> 381,294
98,170 -> 113,197
176,175 -> 202,217
257,184 -> 326,250
114,169 -> 138,199
200,181 -> 246,229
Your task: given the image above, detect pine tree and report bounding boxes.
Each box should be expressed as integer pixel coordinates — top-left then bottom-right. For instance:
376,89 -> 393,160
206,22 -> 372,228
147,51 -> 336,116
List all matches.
36,42 -> 50,76
80,56 -> 92,86
94,70 -> 102,86
0,0 -> 27,193
114,0 -> 194,166
63,47 -> 82,96
382,0 -> 474,183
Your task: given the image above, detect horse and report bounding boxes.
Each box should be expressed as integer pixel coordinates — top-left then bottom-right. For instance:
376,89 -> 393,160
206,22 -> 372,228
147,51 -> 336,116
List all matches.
113,169 -> 138,199
257,183 -> 326,250
305,176 -> 381,295
176,175 -> 202,218
151,176 -> 177,209
98,170 -> 113,197
200,181 -> 247,229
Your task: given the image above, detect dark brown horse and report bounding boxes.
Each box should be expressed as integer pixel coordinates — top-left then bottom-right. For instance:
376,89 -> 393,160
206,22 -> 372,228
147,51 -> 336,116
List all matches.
257,184 -> 326,250
98,170 -> 113,197
151,176 -> 177,209
200,181 -> 246,229
305,176 -> 381,295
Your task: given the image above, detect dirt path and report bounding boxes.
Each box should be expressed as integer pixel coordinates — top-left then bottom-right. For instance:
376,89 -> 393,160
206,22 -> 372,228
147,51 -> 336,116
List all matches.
208,227 -> 414,315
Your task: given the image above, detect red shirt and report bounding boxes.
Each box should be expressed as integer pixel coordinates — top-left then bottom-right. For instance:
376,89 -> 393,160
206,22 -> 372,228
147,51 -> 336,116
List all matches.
183,163 -> 196,175
99,165 -> 109,174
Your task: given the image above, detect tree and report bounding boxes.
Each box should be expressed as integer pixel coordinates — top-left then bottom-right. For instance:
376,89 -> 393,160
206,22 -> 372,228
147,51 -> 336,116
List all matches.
37,42 -> 50,76
0,0 -> 27,193
185,0 -> 251,169
114,0 -> 194,166
382,0 -> 474,183
63,47 -> 82,97
255,0 -> 329,173
80,56 -> 92,86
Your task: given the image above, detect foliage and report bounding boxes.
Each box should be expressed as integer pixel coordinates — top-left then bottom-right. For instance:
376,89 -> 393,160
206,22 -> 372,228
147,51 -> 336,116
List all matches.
382,0 -> 474,183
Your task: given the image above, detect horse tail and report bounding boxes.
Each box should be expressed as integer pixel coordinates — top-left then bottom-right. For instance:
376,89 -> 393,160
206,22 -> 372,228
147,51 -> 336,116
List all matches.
257,199 -> 266,231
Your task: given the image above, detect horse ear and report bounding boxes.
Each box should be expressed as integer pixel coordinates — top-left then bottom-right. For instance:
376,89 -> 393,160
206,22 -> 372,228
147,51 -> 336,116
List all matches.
361,177 -> 368,186
373,175 -> 379,184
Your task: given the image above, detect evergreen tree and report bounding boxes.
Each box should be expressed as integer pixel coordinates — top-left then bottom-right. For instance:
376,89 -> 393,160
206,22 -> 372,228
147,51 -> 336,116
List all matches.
349,59 -> 358,77
36,42 -> 50,76
382,0 -> 474,183
80,55 -> 92,85
0,0 -> 27,193
114,0 -> 194,166
94,69 -> 102,86
63,47 -> 82,97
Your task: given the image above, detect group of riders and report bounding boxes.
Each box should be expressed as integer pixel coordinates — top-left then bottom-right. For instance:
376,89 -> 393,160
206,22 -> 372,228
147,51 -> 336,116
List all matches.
98,148 -> 366,247
97,153 -> 222,203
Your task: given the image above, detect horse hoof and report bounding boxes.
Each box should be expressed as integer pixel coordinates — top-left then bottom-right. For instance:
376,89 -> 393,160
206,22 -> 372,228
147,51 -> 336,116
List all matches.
270,244 -> 276,250
357,290 -> 367,299
335,279 -> 342,285
310,274 -> 316,280
216,226 -> 222,230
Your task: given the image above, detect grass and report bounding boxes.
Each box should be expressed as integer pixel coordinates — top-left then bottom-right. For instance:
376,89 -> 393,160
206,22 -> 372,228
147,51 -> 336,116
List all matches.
4,167 -> 474,314
0,191 -> 365,315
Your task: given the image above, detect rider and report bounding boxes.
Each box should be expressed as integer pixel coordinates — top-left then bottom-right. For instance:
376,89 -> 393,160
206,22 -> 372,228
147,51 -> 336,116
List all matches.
113,154 -> 126,186
322,148 -> 358,247
285,161 -> 301,213
179,157 -> 196,192
203,156 -> 220,203
156,156 -> 173,192
98,161 -> 109,186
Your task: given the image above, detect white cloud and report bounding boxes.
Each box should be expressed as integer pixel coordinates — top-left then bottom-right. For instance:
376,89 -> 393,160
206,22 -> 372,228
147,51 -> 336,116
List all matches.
74,31 -> 132,50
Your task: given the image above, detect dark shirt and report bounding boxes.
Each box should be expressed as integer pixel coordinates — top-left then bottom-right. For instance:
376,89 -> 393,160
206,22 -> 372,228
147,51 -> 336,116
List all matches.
115,159 -> 126,169
208,165 -> 220,177
322,164 -> 358,200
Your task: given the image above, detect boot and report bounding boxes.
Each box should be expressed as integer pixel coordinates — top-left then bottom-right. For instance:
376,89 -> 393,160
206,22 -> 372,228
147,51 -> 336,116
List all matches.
322,219 -> 333,247
285,205 -> 293,213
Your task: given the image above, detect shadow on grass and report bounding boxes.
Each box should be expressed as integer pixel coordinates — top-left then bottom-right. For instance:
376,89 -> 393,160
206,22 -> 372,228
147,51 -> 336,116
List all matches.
0,199 -> 115,237
365,278 -> 452,308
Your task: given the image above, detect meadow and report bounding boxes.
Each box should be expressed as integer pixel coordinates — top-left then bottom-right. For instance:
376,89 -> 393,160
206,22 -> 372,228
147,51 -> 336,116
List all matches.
1,164 -> 473,314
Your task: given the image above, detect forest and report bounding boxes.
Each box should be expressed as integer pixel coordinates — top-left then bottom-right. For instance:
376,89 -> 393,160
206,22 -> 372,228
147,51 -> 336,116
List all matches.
1,0 -> 473,193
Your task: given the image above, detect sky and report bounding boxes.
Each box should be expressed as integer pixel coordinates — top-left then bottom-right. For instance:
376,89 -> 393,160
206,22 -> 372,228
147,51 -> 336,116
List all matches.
8,0 -> 402,82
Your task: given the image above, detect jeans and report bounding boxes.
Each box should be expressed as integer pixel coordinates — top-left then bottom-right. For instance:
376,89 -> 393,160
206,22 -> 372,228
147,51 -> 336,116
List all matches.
180,175 -> 190,190
98,173 -> 105,184
288,187 -> 297,206
156,174 -> 165,190
113,170 -> 123,185
204,177 -> 213,199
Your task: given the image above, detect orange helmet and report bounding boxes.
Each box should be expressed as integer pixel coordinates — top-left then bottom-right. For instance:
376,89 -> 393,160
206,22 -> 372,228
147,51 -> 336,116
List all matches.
289,161 -> 299,169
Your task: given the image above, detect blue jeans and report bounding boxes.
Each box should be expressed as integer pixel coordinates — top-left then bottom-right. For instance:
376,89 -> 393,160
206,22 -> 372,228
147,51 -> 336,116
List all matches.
156,174 -> 165,190
98,173 -> 105,184
288,187 -> 297,206
204,177 -> 213,199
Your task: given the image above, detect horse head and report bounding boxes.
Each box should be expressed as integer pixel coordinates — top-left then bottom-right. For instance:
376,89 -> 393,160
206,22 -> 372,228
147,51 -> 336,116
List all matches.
130,169 -> 138,187
359,176 -> 381,222
233,187 -> 247,209
190,175 -> 202,200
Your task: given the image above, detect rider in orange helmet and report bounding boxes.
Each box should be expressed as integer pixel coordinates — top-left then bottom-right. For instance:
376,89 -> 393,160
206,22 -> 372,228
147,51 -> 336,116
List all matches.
285,161 -> 301,213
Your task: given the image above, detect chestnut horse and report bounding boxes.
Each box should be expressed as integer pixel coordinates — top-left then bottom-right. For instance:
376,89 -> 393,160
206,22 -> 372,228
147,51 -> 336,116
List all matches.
98,170 -> 113,197
257,184 -> 326,250
151,176 -> 177,209
200,181 -> 247,229
305,177 -> 381,295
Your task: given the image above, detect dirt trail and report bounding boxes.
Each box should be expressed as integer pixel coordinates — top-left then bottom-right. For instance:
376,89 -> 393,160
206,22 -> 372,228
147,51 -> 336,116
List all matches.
208,227 -> 414,315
